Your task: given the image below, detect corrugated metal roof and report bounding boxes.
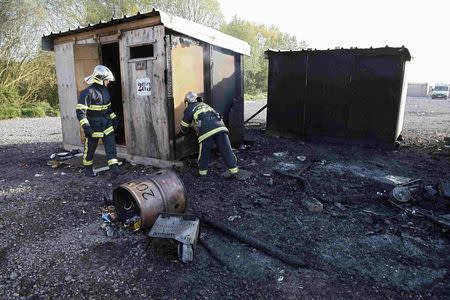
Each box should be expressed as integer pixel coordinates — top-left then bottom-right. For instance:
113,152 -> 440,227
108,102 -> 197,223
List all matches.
42,9 -> 250,56
265,46 -> 411,61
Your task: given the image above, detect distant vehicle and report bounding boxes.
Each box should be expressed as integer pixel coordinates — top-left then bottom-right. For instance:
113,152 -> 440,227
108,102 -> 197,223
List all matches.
431,84 -> 449,99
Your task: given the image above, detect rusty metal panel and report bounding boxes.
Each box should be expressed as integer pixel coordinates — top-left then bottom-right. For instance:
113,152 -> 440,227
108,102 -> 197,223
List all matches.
119,25 -> 171,159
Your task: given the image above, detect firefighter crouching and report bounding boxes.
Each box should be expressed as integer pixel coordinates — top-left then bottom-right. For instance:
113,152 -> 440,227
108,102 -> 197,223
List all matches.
76,65 -> 122,177
180,91 -> 239,176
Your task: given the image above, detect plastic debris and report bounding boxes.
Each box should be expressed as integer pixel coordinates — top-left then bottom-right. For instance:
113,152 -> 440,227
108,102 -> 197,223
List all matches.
273,151 -> 288,158
105,225 -> 115,237
102,212 -> 117,223
438,180 -> 450,199
390,186 -> 411,203
124,216 -> 142,231
297,155 -> 307,162
301,197 -> 323,213
227,215 -> 241,222
424,185 -> 438,197
334,202 -> 346,211
277,162 -> 298,171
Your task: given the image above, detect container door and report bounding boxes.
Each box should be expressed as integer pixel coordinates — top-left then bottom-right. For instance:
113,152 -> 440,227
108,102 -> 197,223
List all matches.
266,52 -> 307,136
119,26 -> 170,160
210,47 -> 243,143
304,52 -> 353,140
348,55 -> 403,143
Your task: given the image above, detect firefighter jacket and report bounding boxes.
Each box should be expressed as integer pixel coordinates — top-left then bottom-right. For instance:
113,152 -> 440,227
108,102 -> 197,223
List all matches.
75,83 -> 116,138
180,102 -> 228,143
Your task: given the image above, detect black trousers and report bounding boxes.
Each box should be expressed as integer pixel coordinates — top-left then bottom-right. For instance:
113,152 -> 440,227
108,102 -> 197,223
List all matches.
83,132 -> 118,167
198,132 -> 238,175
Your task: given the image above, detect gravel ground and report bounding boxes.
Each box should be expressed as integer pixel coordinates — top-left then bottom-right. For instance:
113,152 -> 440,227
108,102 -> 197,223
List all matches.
0,98 -> 449,299
245,97 -> 450,146
0,117 -> 62,146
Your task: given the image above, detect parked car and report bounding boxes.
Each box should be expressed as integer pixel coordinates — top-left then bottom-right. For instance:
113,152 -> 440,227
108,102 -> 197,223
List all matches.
431,84 -> 449,99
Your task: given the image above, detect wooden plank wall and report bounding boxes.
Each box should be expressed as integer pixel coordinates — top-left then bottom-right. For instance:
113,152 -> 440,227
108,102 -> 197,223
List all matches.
119,25 -> 170,160
54,42 -> 80,146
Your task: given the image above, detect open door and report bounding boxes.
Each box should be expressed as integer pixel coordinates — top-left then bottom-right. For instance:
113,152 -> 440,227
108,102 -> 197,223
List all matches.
100,42 -> 125,145
74,43 -> 100,142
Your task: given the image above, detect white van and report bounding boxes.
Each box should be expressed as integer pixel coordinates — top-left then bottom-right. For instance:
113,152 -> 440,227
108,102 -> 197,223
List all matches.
431,84 -> 449,99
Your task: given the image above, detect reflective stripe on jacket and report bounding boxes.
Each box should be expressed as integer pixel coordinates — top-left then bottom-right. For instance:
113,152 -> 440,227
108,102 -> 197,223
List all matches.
180,102 -> 228,143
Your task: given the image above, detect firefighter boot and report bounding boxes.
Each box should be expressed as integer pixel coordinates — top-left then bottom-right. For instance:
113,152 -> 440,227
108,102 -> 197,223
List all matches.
109,164 -> 123,176
84,165 -> 97,177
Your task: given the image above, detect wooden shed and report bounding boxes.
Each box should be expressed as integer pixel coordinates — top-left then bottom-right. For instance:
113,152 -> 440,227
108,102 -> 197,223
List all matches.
42,9 -> 250,167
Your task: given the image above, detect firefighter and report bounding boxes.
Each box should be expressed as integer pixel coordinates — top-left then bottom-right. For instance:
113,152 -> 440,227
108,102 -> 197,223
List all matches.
76,65 -> 122,177
180,91 -> 239,176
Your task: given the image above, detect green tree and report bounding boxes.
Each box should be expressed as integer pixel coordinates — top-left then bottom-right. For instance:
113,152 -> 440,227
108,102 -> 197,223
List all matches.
152,0 -> 225,29
222,16 -> 307,97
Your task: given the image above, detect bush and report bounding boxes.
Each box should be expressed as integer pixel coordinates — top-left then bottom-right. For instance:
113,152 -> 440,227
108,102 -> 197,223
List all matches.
0,105 -> 21,119
0,86 -> 21,106
20,102 -> 59,118
244,92 -> 267,101
20,106 -> 45,118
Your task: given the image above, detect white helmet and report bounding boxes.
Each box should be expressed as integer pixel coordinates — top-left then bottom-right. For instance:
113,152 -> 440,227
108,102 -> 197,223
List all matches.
84,65 -> 115,85
184,91 -> 198,104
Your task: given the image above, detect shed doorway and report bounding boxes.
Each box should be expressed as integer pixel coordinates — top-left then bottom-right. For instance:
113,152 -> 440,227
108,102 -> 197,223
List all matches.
101,42 -> 126,145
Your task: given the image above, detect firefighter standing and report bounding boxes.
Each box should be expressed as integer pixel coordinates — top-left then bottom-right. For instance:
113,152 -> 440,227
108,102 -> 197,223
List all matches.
76,65 -> 121,177
180,91 -> 239,176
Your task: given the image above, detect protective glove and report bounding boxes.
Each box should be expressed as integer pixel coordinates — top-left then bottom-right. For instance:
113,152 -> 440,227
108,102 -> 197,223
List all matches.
83,125 -> 93,138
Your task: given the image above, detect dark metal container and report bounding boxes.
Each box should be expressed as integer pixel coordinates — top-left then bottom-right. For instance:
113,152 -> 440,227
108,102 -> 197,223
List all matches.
113,169 -> 187,227
265,47 -> 411,145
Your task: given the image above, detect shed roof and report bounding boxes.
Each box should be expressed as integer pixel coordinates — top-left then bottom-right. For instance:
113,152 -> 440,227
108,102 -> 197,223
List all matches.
42,9 -> 250,56
265,46 -> 411,61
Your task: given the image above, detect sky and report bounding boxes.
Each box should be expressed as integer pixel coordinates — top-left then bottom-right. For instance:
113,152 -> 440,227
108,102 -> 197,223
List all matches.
218,0 -> 450,84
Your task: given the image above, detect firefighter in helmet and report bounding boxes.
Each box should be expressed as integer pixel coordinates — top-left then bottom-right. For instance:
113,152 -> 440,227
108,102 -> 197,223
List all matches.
180,91 -> 239,176
76,65 -> 122,177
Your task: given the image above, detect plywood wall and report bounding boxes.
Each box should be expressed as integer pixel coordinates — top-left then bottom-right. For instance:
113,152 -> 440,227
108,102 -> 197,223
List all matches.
119,25 -> 170,159
171,43 -> 205,135
54,42 -> 80,146
74,44 -> 100,97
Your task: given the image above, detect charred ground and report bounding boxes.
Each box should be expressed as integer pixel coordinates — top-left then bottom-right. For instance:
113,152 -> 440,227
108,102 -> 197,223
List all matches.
0,97 -> 449,299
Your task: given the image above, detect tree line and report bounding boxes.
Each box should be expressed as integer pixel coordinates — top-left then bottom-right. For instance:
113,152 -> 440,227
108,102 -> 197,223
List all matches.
0,0 -> 306,119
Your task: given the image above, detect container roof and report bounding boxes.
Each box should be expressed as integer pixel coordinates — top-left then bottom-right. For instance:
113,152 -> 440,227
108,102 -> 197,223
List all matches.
42,9 -> 250,55
265,46 -> 411,61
